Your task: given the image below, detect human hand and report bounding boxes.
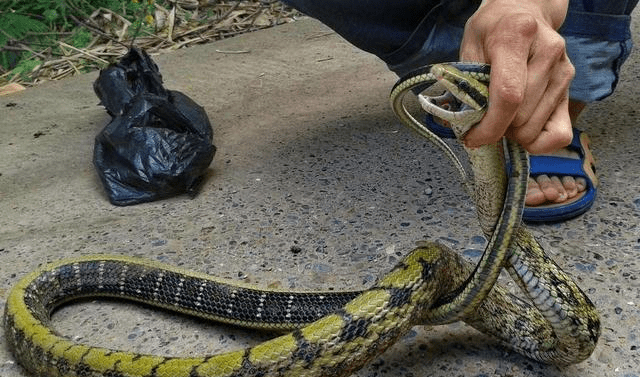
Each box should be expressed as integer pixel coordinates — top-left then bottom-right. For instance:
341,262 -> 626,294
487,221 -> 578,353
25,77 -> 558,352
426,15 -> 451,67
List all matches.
460,0 -> 574,154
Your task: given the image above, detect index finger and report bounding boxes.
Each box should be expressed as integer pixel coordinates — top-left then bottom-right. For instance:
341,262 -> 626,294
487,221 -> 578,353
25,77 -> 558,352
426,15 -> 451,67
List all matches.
464,53 -> 528,147
464,22 -> 535,147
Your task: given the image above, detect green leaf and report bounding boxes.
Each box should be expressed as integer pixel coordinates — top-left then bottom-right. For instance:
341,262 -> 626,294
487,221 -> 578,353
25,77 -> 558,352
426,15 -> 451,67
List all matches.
0,13 -> 48,40
71,28 -> 92,48
43,9 -> 59,23
10,58 -> 42,81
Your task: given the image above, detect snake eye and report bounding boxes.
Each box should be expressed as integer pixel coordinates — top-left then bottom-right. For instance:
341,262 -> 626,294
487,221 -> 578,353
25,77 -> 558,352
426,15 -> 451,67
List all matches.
458,79 -> 471,92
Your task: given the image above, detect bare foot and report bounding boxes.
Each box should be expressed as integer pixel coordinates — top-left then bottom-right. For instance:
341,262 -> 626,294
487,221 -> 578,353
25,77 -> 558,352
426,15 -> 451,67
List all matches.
526,174 -> 588,206
525,146 -> 588,206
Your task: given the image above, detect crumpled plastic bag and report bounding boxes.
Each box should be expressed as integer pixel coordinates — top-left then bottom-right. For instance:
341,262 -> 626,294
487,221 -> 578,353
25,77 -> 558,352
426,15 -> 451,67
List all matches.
93,48 -> 215,206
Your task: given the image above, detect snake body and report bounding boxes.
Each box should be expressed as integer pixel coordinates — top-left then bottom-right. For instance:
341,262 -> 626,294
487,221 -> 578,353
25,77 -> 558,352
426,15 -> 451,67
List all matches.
389,63 -> 600,362
4,63 -> 600,377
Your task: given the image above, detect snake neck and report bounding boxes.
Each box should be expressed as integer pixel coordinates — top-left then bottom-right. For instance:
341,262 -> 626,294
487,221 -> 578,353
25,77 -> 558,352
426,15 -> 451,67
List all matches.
464,142 -> 508,236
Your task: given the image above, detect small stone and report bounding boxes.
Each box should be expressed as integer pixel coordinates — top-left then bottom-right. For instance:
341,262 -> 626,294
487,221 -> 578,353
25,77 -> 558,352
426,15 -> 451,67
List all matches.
614,307 -> 623,314
463,249 -> 482,259
597,349 -> 612,364
151,239 -> 166,247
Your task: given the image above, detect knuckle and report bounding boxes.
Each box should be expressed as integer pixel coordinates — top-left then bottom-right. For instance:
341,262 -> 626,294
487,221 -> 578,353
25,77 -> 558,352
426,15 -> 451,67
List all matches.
495,80 -> 525,107
557,127 -> 574,146
511,108 -> 531,129
484,13 -> 538,49
464,12 -> 481,29
546,35 -> 567,60
561,61 -> 576,82
523,125 -> 573,154
504,13 -> 538,38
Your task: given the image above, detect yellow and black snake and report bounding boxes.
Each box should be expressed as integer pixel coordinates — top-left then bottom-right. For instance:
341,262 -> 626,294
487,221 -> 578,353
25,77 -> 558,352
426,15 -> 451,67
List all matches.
3,63 -> 600,377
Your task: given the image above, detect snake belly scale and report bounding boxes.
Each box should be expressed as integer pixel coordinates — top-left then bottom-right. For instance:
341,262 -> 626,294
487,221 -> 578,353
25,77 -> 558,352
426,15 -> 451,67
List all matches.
4,63 -> 600,377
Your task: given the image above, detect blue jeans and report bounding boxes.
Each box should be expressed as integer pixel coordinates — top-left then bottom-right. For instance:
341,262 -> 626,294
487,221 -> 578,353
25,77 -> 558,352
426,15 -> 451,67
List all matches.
281,0 -> 638,102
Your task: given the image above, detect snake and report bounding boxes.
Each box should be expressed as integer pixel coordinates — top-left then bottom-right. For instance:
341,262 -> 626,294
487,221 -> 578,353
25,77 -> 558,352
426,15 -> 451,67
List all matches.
388,63 -> 600,357
3,63 -> 600,377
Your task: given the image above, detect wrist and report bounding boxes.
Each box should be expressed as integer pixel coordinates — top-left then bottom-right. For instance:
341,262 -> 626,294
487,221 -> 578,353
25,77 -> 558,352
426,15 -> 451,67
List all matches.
478,0 -> 569,29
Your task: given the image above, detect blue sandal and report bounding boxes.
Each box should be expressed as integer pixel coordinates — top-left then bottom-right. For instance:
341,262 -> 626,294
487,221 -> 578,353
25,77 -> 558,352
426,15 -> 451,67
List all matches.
424,115 -> 598,222
524,129 -> 598,222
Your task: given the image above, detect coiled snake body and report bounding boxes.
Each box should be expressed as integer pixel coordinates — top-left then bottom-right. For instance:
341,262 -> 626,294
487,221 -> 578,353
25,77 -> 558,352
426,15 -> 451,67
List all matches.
3,63 -> 600,377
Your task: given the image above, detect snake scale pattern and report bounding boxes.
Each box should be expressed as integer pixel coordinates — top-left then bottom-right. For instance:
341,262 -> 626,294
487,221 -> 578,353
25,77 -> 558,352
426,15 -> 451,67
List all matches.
3,63 -> 600,377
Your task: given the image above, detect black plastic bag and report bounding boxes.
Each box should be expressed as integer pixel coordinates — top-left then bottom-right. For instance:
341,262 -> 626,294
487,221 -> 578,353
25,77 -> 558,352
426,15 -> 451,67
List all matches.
93,48 -> 215,206
93,48 -> 167,117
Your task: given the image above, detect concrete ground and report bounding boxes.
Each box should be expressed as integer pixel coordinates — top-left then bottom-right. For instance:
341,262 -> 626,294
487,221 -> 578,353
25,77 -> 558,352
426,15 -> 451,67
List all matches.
1,15 -> 639,377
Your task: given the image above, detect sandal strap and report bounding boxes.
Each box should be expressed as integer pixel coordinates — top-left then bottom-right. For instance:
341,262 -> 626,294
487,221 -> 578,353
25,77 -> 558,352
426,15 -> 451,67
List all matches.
528,129 -> 598,188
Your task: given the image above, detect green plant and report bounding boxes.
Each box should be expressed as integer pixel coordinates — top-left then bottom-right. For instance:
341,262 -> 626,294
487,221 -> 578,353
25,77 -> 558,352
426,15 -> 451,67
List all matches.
0,0 -> 157,82
9,58 -> 42,81
71,27 -> 92,48
0,12 -> 47,72
127,0 -> 156,39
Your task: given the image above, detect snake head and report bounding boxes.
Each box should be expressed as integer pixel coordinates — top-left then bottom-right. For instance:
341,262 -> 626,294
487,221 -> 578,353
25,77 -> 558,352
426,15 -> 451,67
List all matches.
430,64 -> 488,111
416,63 -> 490,138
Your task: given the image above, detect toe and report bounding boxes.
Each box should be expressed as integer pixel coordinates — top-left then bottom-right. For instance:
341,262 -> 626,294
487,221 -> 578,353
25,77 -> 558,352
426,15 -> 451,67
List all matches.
561,176 -> 578,199
547,176 -> 568,203
535,175 -> 566,203
524,139 -> 595,209
526,177 -> 548,206
526,175 -> 589,207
